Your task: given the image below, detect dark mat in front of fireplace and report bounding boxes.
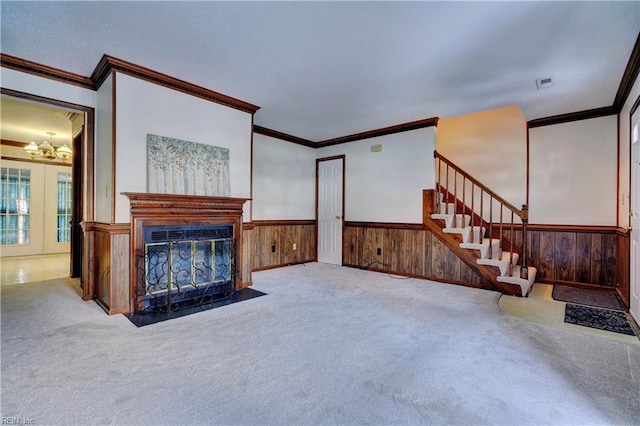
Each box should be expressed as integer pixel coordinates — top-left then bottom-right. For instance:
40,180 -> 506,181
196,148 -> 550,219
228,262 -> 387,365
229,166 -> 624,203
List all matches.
124,288 -> 267,327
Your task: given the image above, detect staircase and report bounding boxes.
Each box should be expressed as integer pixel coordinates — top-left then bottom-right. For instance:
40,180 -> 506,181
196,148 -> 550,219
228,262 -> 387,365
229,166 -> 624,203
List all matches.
427,152 -> 537,297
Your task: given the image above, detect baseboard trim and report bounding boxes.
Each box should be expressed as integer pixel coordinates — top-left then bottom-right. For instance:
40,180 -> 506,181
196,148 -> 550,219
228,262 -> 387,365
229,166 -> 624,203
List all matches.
344,221 -> 425,230
252,220 -> 316,226
252,260 -> 315,272
537,278 -> 618,291
343,263 -> 486,290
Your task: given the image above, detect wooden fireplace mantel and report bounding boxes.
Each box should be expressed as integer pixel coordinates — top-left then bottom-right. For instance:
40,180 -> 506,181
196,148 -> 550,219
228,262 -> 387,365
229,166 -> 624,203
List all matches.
123,192 -> 250,216
123,192 -> 251,314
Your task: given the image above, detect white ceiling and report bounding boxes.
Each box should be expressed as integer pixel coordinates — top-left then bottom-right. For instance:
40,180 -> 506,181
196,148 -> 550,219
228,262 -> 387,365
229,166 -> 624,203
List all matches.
0,98 -> 74,146
1,1 -> 639,142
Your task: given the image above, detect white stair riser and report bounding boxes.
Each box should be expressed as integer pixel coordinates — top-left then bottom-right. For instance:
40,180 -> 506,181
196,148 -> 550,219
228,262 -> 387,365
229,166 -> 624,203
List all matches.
460,239 -> 501,259
496,266 -> 537,296
477,252 -> 519,276
431,195 -> 538,297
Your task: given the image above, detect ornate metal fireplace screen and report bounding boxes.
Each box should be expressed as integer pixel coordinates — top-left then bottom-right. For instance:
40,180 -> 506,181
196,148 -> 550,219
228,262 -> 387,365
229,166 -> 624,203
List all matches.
135,225 -> 236,313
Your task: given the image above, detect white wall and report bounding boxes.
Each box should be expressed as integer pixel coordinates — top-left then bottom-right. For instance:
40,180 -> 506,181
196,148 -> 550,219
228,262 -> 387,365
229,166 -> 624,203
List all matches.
316,127 -> 435,223
0,68 -> 96,109
252,134 -> 316,220
436,105 -> 527,208
529,116 -> 618,225
619,72 -> 640,227
95,74 -> 113,223
1,67 -> 98,224
114,73 -> 253,223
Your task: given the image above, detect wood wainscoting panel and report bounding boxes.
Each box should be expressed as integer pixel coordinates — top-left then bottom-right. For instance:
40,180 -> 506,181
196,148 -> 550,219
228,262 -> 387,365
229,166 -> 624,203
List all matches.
617,233 -> 631,307
430,234 -> 446,280
537,231 -> 556,280
442,243 -> 462,282
575,233 -> 592,283
506,225 -> 626,290
83,222 -> 130,314
591,233 -> 604,284
343,221 -> 628,297
300,224 -> 316,263
554,232 -> 576,282
110,232 -> 130,314
383,228 -> 401,272
343,222 -> 484,287
363,227 -> 384,269
407,230 -> 425,276
602,233 -> 618,286
241,227 -> 253,287
343,225 -> 363,266
95,229 -> 111,310
251,221 -> 316,271
423,230 -> 433,278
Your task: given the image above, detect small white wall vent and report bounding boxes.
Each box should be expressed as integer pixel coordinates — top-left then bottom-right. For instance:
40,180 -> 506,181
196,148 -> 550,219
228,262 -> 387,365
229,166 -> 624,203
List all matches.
536,76 -> 555,90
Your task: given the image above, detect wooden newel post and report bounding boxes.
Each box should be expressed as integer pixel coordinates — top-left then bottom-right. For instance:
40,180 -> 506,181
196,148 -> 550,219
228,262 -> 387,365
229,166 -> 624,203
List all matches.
423,189 -> 437,223
520,204 -> 529,280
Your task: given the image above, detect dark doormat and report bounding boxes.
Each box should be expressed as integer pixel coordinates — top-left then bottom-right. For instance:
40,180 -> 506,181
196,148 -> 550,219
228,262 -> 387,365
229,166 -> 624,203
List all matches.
124,288 -> 267,327
552,284 -> 624,311
564,303 -> 636,336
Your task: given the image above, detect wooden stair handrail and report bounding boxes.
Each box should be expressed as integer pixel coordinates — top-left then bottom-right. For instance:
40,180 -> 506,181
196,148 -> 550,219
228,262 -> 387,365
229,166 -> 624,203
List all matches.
434,151 -> 522,215
433,150 -> 530,282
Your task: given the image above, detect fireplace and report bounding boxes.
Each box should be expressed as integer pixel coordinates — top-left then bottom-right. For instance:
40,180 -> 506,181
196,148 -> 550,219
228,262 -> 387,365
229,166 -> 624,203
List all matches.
124,193 -> 249,314
139,224 -> 235,312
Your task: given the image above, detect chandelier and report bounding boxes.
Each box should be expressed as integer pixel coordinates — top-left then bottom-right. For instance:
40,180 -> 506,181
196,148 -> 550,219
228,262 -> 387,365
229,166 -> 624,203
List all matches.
24,132 -> 73,162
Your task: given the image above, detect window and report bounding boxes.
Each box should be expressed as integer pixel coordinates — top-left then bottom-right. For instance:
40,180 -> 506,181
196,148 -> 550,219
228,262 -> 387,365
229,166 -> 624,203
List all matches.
1,167 -> 31,245
57,172 -> 72,243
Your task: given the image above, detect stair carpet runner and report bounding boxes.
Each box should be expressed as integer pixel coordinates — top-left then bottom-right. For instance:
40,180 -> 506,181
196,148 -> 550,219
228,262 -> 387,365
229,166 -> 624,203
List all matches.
431,201 -> 537,296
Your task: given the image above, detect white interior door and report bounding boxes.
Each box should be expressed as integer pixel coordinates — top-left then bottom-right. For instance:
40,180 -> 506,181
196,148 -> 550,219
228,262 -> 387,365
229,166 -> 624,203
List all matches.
317,158 -> 343,265
630,116 -> 640,323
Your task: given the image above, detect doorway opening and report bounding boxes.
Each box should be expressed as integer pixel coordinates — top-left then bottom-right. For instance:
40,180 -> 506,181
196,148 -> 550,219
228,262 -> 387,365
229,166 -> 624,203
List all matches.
0,89 -> 94,289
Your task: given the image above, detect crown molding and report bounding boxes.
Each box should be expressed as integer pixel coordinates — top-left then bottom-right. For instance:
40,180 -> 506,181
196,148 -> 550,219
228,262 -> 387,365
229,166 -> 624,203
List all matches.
316,117 -> 439,147
527,106 -> 617,128
254,117 -> 439,148
614,32 -> 640,111
91,55 -> 260,114
528,33 -> 640,128
0,53 -> 94,90
253,125 -> 316,147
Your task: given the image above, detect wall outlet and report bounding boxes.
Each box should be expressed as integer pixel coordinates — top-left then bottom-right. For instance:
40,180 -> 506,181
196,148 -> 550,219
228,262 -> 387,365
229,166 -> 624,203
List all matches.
377,248 -> 382,256
271,245 -> 276,253
292,243 -> 297,251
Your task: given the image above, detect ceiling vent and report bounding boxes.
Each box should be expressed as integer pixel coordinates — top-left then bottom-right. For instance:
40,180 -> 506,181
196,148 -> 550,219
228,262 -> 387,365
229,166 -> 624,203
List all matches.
536,76 -> 555,90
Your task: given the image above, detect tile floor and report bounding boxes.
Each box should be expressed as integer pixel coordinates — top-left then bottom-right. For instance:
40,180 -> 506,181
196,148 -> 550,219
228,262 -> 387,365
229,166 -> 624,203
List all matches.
0,253 -> 70,286
500,283 -> 640,344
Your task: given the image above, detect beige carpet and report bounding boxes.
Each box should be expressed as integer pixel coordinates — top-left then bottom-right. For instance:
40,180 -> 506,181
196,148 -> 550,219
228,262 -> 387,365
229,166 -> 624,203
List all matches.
2,264 -> 639,425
